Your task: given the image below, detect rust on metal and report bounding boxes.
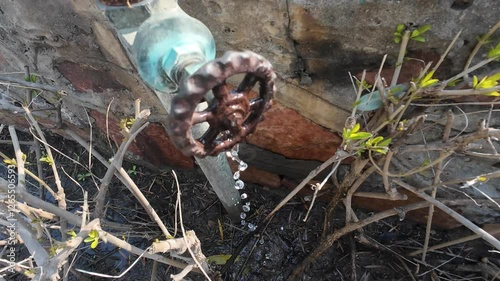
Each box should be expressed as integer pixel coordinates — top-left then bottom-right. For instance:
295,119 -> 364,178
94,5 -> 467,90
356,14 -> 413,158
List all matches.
167,51 -> 277,158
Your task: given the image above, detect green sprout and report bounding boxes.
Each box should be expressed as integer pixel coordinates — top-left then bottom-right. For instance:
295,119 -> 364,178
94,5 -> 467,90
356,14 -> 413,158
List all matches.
3,158 -> 16,166
355,80 -> 372,91
487,42 -> 500,60
127,165 -> 137,176
39,153 -> 53,166
473,72 -> 500,96
362,136 -> 392,155
394,23 -> 430,43
77,172 -> 92,181
447,78 -> 463,87
343,123 -> 373,144
24,74 -> 38,100
66,229 -> 77,240
48,244 -> 62,257
417,70 -> 439,88
24,74 -> 37,83
476,34 -> 493,45
84,229 -> 100,249
393,24 -> 406,44
342,124 -> 392,155
119,117 -> 135,130
3,153 -> 28,166
24,269 -> 36,276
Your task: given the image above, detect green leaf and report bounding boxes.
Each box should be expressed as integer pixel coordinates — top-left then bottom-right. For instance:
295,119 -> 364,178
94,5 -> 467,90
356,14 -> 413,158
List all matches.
473,75 -> 479,87
91,239 -> 99,249
3,158 -> 16,165
342,128 -> 349,139
417,24 -> 431,34
412,36 -> 426,42
67,230 -> 77,239
355,80 -> 372,91
488,42 -> 500,59
356,84 -> 410,111
485,91 -> 500,96
366,136 -> 384,146
39,155 -> 53,165
422,78 -> 438,87
488,72 -> 500,82
84,237 -> 94,243
421,158 -> 431,167
478,76 -> 488,86
49,246 -> 58,257
30,74 -> 37,83
370,136 -> 384,145
394,36 -> 401,44
447,78 -> 462,87
349,132 -> 373,140
396,24 -> 405,33
419,70 -> 439,88
477,34 -> 492,44
378,138 -> 392,147
372,148 -> 389,154
89,229 -> 99,239
207,254 -> 235,265
352,123 -> 360,133
411,30 -> 420,38
477,176 -> 488,182
474,73 -> 500,96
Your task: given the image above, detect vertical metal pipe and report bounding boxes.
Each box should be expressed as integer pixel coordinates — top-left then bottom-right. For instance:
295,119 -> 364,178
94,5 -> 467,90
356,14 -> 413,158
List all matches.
99,0 -> 242,220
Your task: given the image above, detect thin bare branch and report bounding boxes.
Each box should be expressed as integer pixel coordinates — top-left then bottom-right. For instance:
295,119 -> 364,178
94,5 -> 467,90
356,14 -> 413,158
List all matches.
462,21 -> 500,75
23,105 -> 68,240
288,201 -> 431,280
394,180 -> 500,251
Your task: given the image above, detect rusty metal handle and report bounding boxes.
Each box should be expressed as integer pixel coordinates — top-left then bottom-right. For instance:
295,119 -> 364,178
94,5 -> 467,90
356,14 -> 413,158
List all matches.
166,51 -> 277,158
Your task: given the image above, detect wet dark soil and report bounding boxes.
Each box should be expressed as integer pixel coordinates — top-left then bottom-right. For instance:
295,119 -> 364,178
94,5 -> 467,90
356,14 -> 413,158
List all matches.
1,130 -> 498,281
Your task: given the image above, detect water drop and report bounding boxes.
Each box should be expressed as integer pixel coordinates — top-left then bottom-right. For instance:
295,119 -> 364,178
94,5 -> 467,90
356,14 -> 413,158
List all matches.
235,180 -> 244,190
233,171 -> 240,180
240,212 -> 247,220
399,212 -> 406,221
240,193 -> 248,200
238,162 -> 248,171
248,223 -> 257,231
241,219 -> 247,226
231,150 -> 239,158
395,207 -> 406,221
242,204 -> 251,212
